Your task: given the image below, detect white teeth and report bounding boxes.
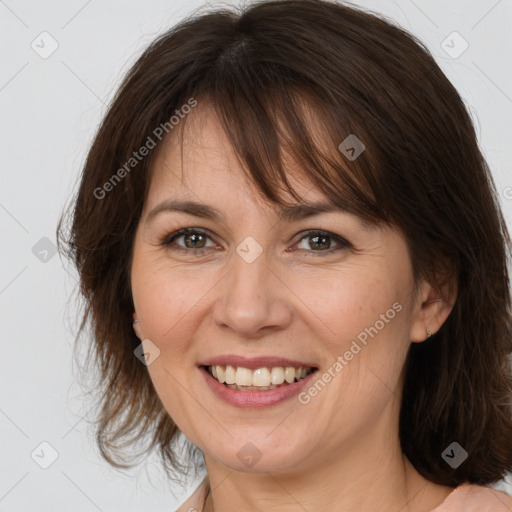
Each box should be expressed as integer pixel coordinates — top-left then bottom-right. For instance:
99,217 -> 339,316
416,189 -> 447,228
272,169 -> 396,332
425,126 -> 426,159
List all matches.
225,365 -> 236,385
252,368 -> 271,386
235,367 -> 253,386
271,367 -> 285,385
284,367 -> 296,383
208,365 -> 313,389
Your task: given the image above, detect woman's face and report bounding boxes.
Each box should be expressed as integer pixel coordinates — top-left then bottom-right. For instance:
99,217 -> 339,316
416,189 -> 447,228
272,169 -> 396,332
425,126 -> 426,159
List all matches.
130,107 -> 433,476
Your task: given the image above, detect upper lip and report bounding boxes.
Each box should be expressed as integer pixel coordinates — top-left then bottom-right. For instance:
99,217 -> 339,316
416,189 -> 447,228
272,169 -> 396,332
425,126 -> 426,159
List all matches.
198,355 -> 318,370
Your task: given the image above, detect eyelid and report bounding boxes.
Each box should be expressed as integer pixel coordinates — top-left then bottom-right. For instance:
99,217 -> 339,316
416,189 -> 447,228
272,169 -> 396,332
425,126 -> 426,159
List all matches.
160,227 -> 218,249
294,230 -> 352,253
160,227 -> 353,256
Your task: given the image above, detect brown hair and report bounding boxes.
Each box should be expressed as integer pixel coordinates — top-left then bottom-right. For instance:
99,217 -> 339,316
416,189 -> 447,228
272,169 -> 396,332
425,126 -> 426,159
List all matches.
57,0 -> 512,487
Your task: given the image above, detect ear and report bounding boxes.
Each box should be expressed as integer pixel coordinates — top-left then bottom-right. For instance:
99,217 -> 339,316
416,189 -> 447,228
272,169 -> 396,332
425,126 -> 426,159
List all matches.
133,312 -> 143,339
409,274 -> 457,343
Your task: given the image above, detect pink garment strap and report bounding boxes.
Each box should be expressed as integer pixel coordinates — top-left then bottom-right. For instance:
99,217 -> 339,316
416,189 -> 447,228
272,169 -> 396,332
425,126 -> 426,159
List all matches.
431,483 -> 512,511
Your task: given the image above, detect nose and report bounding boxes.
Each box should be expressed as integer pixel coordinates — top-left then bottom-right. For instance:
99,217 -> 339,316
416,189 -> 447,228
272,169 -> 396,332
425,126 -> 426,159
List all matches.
213,249 -> 293,338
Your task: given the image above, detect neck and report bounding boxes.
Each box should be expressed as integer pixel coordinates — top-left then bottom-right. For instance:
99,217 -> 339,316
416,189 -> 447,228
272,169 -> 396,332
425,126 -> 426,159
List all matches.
201,413 -> 454,512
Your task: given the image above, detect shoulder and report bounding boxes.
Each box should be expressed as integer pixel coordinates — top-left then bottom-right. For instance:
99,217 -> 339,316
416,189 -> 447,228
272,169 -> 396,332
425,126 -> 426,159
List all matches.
431,483 -> 512,512
175,475 -> 209,512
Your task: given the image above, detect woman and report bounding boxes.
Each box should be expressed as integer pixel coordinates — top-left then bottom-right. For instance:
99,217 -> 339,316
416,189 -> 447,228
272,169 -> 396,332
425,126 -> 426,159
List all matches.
57,0 -> 512,510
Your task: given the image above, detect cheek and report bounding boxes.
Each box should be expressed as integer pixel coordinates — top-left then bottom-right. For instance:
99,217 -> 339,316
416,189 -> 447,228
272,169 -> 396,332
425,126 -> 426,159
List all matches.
294,265 -> 410,396
288,264 -> 402,340
131,251 -> 196,345
131,260 -> 204,426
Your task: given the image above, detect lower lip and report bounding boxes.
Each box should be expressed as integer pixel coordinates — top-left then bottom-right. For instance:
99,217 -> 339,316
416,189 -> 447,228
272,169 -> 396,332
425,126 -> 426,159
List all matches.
200,366 -> 318,408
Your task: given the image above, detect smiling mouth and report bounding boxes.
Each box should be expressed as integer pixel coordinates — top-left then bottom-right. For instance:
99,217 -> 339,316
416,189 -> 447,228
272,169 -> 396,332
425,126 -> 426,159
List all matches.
204,365 -> 318,391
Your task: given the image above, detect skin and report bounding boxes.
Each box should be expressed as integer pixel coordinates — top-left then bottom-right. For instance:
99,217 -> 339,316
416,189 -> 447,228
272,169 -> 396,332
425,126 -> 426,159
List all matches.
130,104 -> 458,512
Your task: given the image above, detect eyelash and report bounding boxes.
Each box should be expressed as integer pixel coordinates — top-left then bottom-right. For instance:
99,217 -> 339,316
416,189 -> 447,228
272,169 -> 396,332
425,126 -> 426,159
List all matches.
160,228 -> 352,257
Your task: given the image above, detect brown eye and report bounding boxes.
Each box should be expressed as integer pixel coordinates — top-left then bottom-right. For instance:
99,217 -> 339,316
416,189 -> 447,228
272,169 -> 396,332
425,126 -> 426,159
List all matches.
161,228 -> 352,257
291,230 -> 352,257
161,228 -> 216,254
181,231 -> 207,249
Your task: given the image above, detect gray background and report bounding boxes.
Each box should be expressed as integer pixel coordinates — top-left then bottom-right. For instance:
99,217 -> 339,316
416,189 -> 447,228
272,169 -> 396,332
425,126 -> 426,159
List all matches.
1,0 -> 511,510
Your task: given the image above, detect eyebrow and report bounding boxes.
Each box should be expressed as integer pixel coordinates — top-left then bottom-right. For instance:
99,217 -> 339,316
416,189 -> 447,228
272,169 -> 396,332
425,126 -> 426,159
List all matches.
145,199 -> 354,225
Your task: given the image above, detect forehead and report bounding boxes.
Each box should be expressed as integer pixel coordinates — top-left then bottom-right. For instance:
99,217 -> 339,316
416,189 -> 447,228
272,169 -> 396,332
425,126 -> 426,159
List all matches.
146,104 -> 325,206
142,99 -> 384,235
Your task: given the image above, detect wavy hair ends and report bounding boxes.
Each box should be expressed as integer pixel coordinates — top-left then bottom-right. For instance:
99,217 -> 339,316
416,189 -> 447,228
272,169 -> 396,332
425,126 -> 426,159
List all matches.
56,0 -> 512,486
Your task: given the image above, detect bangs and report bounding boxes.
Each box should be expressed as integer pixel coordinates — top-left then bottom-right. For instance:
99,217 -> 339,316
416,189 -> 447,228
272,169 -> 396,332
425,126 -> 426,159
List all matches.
211,83 -> 390,229
163,68 -> 392,230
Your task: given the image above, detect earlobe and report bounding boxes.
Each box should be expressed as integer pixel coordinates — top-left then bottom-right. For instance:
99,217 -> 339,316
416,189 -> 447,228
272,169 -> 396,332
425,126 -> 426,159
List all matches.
409,279 -> 457,343
133,312 -> 142,339
410,299 -> 449,343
